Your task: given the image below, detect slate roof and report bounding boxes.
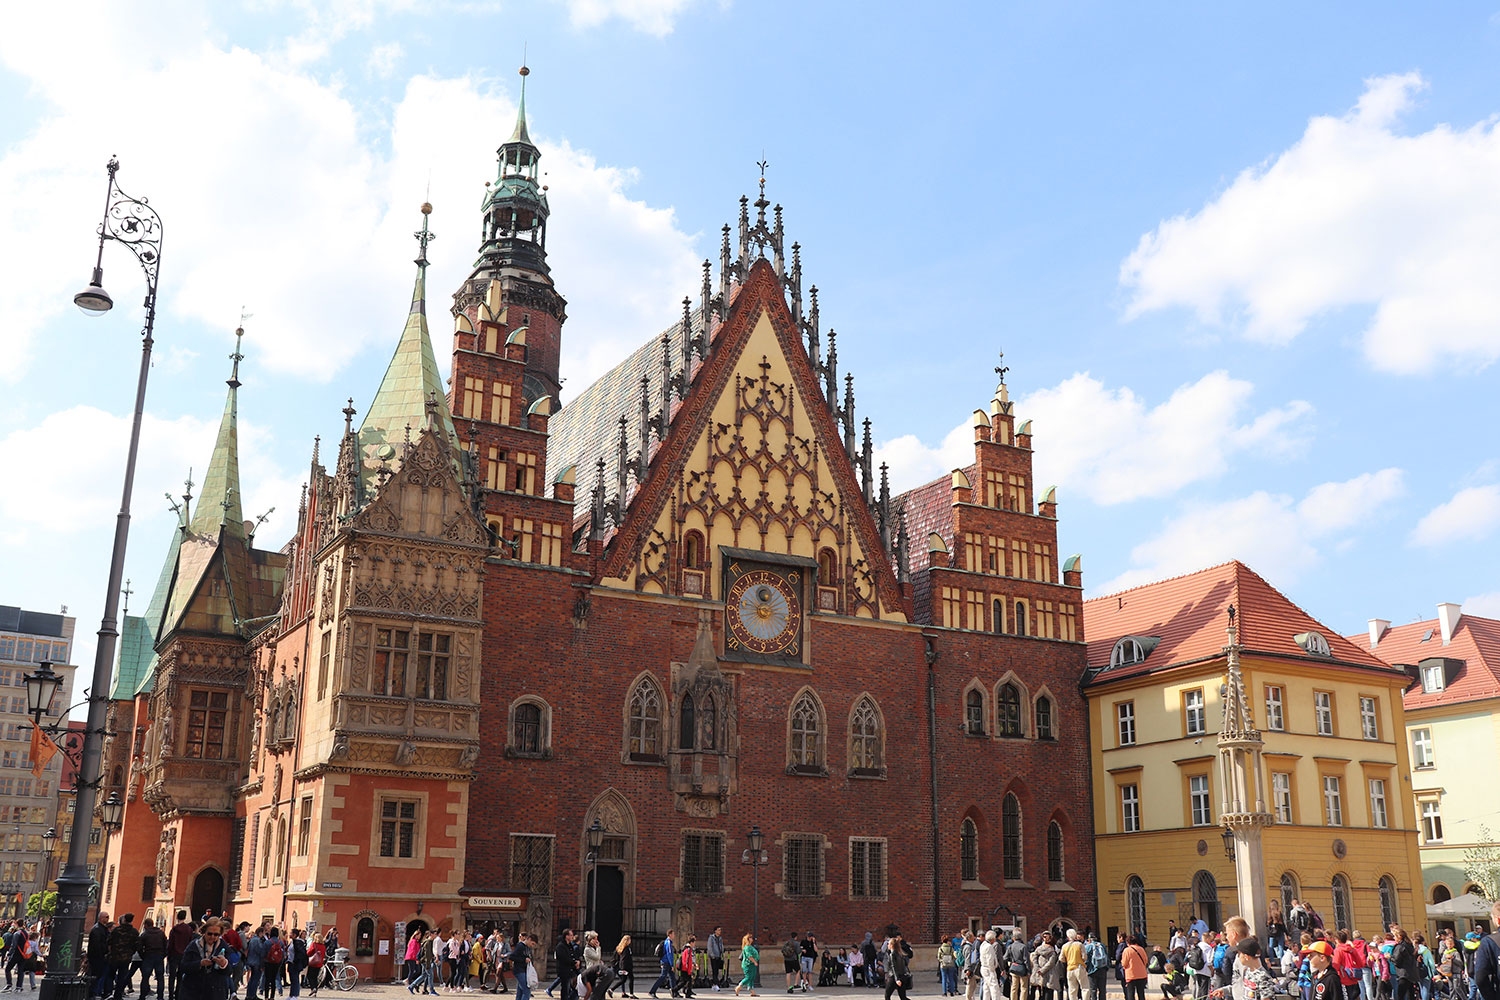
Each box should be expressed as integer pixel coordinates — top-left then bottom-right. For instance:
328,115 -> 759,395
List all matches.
1351,613 -> 1500,711
548,305 -> 708,532
1082,560 -> 1397,683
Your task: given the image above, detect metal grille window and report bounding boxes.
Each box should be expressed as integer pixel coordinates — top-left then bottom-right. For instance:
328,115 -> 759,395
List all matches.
414,632 -> 451,701
1369,779 -> 1388,828
379,798 -> 418,859
1117,702 -> 1136,746
1314,691 -> 1334,736
1265,686 -> 1284,730
185,690 -> 229,759
1279,873 -> 1299,914
373,628 -> 411,696
1002,793 -> 1022,880
681,832 -> 724,893
1360,697 -> 1379,740
1190,775 -> 1212,826
510,835 -> 553,894
1046,821 -> 1064,883
960,819 -> 978,882
996,684 -> 1022,737
1331,875 -> 1351,931
1379,876 -> 1399,929
1185,689 -> 1206,736
1127,876 -> 1147,936
783,834 -> 824,897
849,838 -> 886,899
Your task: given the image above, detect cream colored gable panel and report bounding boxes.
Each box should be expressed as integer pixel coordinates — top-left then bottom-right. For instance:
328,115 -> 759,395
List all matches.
604,309 -> 904,622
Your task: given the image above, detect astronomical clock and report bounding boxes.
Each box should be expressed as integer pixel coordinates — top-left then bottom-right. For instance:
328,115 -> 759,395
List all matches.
723,554 -> 805,662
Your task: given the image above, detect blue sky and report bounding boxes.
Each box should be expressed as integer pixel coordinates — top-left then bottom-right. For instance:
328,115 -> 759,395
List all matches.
3,1 -> 1498,680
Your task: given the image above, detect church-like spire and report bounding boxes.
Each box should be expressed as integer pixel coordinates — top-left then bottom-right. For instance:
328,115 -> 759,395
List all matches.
509,63 -> 532,145
359,203 -> 459,485
190,326 -> 246,537
477,63 -> 550,276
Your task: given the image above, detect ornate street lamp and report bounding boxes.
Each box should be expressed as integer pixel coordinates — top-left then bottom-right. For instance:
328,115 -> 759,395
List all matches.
100,793 -> 124,832
1221,826 -> 1235,859
23,663 -> 63,723
585,818 -> 605,934
739,825 -> 771,945
41,828 -> 57,886
41,156 -> 164,1000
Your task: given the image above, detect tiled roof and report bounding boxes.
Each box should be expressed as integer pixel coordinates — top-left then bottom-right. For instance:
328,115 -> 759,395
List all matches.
1083,560 -> 1395,683
1349,613 -> 1500,710
892,465 -> 973,620
548,304 -> 708,532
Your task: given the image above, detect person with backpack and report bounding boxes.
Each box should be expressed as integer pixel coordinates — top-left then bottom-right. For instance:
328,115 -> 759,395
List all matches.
139,918 -> 170,1000
262,929 -> 288,1000
1186,935 -> 1209,999
110,915 -> 142,1000
1333,932 -> 1362,1000
1084,932 -> 1109,1000
679,935 -> 698,999
650,930 -> 678,1000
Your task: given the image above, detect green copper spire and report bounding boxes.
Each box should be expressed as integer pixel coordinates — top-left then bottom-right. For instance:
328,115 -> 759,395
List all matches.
190,327 -> 245,538
357,204 -> 459,483
509,63 -> 532,144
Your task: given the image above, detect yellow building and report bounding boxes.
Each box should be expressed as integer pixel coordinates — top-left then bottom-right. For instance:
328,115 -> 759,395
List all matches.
1083,561 -> 1426,949
1352,605 -> 1500,937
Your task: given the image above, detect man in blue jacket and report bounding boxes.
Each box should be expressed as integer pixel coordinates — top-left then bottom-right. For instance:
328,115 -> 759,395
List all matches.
245,926 -> 270,1000
651,931 -> 678,999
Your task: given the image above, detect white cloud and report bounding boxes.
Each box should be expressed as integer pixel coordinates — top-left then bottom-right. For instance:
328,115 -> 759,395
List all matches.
557,0 -> 705,35
365,40 -> 404,78
1464,591 -> 1500,619
1121,72 -> 1500,373
1410,484 -> 1500,546
1099,468 -> 1406,594
0,9 -> 700,390
876,370 -> 1312,500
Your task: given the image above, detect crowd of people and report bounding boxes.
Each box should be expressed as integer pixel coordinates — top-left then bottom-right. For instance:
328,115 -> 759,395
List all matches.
81,911 -> 341,1000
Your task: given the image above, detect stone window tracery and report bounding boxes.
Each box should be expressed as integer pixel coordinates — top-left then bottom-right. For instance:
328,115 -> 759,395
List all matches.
626,677 -> 664,762
849,696 -> 883,775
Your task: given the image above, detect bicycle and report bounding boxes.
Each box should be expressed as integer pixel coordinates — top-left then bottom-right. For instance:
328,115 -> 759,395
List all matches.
312,959 -> 358,992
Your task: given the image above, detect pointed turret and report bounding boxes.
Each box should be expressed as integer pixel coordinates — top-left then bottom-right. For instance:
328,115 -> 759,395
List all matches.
191,328 -> 246,538
477,63 -> 549,277
358,203 -> 460,489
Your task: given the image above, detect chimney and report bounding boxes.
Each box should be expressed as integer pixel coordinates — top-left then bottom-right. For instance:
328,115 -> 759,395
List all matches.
1437,603 -> 1462,645
1367,618 -> 1390,649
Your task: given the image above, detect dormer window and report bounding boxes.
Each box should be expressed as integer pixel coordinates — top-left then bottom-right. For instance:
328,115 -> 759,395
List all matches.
1110,636 -> 1159,668
1421,662 -> 1445,693
1295,632 -> 1331,657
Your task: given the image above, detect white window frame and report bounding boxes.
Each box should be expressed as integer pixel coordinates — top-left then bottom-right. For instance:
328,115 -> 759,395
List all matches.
1271,772 -> 1293,824
1421,663 -> 1444,693
1412,728 -> 1434,768
1122,784 -> 1141,833
1265,686 -> 1285,731
1314,692 -> 1334,736
1421,801 -> 1443,843
1322,775 -> 1343,827
1185,689 -> 1206,736
1189,775 -> 1212,826
1360,697 -> 1379,741
1117,702 -> 1137,747
1368,778 -> 1388,829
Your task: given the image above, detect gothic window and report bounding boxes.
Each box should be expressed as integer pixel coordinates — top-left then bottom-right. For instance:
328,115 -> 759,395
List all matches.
281,693 -> 297,742
849,697 -> 882,774
274,817 -> 287,882
1002,793 -> 1022,881
1127,876 -> 1147,936
355,917 -> 375,957
260,819 -> 273,886
996,684 -> 1022,738
960,818 -> 979,882
683,531 -> 705,570
508,698 -> 550,758
788,692 -> 824,773
817,548 -> 838,585
414,633 -> 451,701
1014,601 -> 1028,636
700,693 -> 717,751
679,694 -> 696,752
1279,872 -> 1300,915
626,677 -> 664,762
965,688 -> 986,735
268,701 -> 281,750
1035,696 -> 1054,740
185,690 -> 229,759
1046,820 -> 1064,884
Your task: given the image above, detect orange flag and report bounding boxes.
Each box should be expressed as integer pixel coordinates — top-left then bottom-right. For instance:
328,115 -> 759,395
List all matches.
29,725 -> 57,779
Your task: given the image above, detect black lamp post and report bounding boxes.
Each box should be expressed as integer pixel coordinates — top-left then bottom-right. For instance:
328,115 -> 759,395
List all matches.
38,156 -> 164,1000
586,819 -> 605,933
738,825 -> 770,945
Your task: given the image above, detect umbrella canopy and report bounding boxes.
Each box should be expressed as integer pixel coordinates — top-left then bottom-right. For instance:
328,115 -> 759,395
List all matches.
1426,892 -> 1492,919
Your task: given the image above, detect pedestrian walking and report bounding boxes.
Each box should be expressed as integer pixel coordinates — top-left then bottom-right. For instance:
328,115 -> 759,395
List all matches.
734,935 -> 759,998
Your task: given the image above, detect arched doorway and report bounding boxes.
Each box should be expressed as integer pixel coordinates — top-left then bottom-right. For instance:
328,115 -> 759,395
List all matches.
191,867 -> 225,919
582,790 -> 637,953
1192,871 -> 1221,931
1431,885 -> 1454,937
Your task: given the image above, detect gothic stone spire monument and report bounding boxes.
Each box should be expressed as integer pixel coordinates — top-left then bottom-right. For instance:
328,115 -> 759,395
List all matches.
1218,604 -> 1274,934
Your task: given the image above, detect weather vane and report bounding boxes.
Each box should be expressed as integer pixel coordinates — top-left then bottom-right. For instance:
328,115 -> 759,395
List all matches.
994,349 -> 1009,386
756,157 -> 769,200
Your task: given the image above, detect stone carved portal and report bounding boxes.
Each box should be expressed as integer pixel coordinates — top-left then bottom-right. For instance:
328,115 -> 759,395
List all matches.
582,790 -> 636,951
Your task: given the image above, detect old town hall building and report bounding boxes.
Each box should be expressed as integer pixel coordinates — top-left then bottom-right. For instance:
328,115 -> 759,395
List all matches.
99,70 -> 1096,973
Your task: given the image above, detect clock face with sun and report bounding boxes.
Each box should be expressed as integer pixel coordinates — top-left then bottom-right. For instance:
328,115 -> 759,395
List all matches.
724,560 -> 803,659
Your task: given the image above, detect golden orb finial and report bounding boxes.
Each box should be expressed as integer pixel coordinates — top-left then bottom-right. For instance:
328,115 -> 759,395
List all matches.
519,65 -> 530,77
421,201 -> 433,215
